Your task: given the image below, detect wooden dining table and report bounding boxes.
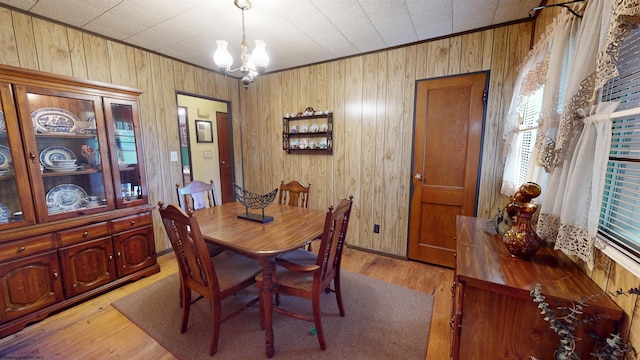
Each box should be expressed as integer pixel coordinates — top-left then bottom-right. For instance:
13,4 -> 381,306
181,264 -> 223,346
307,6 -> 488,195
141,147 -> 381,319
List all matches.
194,201 -> 326,358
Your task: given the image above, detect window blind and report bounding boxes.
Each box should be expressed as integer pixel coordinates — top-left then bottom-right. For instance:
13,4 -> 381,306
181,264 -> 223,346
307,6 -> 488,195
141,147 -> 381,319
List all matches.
599,27 -> 640,260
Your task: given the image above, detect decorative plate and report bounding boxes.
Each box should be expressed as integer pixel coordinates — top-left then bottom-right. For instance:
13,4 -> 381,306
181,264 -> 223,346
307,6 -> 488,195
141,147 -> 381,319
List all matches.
40,146 -> 76,168
0,111 -> 5,132
0,202 -> 10,223
0,144 -> 11,170
31,107 -> 80,133
46,184 -> 87,211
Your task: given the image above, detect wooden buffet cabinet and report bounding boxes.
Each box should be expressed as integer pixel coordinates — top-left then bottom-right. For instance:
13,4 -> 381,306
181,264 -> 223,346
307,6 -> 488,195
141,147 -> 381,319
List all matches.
451,216 -> 623,359
0,64 -> 159,337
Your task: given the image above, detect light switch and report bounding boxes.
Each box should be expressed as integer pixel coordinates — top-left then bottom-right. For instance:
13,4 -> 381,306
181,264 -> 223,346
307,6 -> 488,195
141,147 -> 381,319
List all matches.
170,151 -> 178,162
203,150 -> 212,159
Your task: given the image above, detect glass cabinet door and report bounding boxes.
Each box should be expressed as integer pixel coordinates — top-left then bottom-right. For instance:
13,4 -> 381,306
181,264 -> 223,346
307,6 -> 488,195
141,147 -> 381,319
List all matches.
0,83 -> 35,229
104,98 -> 147,208
14,85 -> 115,221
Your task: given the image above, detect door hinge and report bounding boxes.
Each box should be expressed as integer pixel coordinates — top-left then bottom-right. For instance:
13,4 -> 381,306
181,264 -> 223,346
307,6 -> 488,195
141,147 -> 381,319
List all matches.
483,89 -> 488,104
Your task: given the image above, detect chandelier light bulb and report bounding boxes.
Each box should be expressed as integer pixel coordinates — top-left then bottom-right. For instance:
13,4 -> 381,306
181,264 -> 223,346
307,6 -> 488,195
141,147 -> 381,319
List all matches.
213,40 -> 233,71
251,40 -> 269,73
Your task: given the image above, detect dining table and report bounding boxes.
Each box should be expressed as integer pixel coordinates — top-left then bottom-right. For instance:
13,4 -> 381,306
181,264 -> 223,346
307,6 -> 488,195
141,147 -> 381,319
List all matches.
194,201 -> 326,358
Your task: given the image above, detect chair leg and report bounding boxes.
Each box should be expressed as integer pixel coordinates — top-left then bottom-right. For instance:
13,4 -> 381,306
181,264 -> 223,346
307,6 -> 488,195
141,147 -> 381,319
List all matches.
180,286 -> 191,333
312,292 -> 327,350
334,275 -> 345,316
210,299 -> 222,356
257,280 -> 265,330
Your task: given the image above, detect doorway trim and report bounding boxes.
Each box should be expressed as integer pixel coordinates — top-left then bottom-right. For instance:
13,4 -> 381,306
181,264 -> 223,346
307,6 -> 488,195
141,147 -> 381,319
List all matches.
176,92 -> 235,203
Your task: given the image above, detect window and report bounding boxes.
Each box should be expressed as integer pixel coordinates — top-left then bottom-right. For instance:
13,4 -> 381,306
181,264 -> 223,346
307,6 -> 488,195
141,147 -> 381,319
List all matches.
598,27 -> 640,266
518,88 -> 543,185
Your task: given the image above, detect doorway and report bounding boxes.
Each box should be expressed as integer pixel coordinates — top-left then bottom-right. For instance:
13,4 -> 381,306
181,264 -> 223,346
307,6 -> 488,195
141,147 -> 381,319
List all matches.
176,94 -> 234,204
408,72 -> 488,268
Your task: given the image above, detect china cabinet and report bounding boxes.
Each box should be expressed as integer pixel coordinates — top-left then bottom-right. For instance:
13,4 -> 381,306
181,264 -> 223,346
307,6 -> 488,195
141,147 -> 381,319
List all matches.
451,216 -> 623,359
0,64 -> 158,337
282,111 -> 333,154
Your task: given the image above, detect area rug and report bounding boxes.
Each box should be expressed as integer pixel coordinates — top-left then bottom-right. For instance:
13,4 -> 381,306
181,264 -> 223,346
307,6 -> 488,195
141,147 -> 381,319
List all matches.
112,271 -> 433,359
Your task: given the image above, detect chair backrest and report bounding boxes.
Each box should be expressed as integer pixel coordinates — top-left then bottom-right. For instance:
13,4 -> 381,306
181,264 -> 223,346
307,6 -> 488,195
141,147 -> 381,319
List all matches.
158,202 -> 221,295
176,180 -> 217,211
316,196 -> 353,285
278,180 -> 311,208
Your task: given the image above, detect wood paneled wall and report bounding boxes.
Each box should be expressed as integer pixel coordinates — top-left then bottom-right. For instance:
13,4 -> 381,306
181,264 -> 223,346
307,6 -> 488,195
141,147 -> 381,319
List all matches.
238,23 -> 533,256
0,7 -> 242,252
0,5 -> 532,257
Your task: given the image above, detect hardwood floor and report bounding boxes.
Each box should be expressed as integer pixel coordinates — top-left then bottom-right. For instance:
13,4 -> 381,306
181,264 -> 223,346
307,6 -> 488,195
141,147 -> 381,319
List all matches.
0,248 -> 453,359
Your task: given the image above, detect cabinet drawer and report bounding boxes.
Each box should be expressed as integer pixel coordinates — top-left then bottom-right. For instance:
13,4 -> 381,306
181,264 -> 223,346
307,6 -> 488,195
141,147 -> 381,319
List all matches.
58,222 -> 111,247
0,234 -> 56,262
111,213 -> 152,233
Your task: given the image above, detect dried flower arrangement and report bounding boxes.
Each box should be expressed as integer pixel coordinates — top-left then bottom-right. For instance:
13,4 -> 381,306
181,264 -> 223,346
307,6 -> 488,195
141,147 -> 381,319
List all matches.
529,283 -> 638,360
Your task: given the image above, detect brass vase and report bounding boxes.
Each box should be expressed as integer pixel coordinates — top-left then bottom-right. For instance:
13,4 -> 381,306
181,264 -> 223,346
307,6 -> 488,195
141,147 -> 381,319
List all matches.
502,202 -> 541,258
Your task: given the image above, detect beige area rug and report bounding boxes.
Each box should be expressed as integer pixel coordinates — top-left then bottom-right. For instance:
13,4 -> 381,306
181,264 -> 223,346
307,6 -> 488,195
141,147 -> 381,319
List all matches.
112,271 -> 433,359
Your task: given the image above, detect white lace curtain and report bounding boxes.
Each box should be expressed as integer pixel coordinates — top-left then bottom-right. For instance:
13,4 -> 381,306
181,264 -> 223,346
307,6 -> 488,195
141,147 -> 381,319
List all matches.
501,0 -> 640,268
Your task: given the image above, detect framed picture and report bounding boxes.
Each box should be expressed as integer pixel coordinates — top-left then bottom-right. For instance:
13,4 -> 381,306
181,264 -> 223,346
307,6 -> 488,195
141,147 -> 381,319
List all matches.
195,120 -> 213,143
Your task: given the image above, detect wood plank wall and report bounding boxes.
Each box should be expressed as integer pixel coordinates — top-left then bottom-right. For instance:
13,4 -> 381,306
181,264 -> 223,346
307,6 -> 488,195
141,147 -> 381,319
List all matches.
0,7 -> 242,253
0,5 -> 533,258
238,23 -> 533,256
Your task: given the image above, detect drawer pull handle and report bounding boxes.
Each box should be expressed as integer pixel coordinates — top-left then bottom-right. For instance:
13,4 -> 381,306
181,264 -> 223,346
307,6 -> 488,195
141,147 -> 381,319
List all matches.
83,231 -> 89,237
109,254 -> 113,261
117,251 -> 122,258
18,246 -> 26,252
53,270 -> 59,280
130,220 -> 135,225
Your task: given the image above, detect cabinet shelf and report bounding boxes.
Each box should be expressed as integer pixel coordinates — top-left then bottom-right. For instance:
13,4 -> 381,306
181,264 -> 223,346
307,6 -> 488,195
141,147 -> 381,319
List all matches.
41,169 -> 100,177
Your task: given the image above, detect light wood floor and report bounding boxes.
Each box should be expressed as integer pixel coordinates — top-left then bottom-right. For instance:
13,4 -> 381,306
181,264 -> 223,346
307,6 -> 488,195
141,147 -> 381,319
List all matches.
0,247 -> 453,359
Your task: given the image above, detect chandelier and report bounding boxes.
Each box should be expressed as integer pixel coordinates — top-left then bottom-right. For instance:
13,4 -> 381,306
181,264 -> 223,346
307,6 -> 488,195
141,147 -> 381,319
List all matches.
213,0 -> 269,89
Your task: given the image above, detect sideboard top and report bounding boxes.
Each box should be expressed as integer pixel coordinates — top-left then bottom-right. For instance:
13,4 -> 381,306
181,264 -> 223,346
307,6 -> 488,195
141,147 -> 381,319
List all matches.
455,215 -> 622,316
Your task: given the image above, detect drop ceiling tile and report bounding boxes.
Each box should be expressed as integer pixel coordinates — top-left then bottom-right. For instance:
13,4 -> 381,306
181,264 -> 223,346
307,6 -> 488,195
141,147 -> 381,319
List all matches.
124,28 -> 181,51
84,13 -> 148,41
452,0 -> 500,33
0,0 -> 36,10
29,0 -> 122,27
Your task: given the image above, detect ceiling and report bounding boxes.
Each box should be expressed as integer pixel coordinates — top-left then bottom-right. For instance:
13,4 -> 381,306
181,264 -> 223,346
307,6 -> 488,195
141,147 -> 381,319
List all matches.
0,0 -> 544,75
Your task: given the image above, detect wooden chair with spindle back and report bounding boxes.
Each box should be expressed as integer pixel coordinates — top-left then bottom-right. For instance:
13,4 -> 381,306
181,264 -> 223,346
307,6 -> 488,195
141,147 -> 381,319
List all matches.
255,195 -> 354,350
158,202 -> 262,356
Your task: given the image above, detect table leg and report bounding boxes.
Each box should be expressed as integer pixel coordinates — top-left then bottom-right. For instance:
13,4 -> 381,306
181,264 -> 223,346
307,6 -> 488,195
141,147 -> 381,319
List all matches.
259,257 -> 275,358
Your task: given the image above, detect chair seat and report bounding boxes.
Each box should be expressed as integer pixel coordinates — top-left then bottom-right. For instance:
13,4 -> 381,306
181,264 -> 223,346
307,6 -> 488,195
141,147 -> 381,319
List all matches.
256,249 -> 318,292
214,251 -> 263,293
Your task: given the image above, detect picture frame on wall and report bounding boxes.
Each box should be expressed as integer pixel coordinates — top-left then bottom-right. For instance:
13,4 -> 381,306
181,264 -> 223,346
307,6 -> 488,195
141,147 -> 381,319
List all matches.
195,120 -> 213,143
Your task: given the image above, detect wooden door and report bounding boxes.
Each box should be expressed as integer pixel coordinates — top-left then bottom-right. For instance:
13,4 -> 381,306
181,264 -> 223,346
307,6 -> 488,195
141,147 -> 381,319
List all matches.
408,72 -> 487,268
216,112 -> 233,203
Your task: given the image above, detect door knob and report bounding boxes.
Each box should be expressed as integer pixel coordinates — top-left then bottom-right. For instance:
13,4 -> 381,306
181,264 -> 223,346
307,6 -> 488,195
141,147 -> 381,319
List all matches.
414,173 -> 422,180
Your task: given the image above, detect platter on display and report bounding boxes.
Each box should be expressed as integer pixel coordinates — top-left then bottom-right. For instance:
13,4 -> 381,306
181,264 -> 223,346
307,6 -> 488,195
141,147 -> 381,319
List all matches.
0,144 -> 11,170
31,107 -> 80,134
0,202 -> 10,223
46,184 -> 87,212
40,146 -> 76,168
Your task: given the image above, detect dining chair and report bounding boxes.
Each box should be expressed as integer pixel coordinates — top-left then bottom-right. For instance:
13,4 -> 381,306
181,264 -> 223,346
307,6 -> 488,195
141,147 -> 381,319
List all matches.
176,180 -> 217,211
255,195 -> 354,350
278,180 -> 316,250
158,202 -> 262,356
176,180 -> 225,257
278,180 -> 311,208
